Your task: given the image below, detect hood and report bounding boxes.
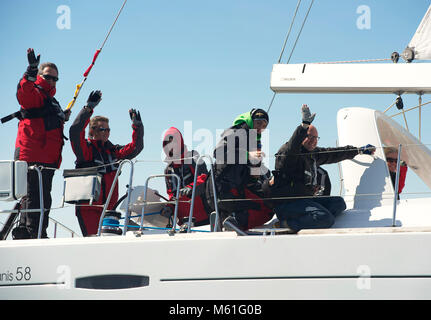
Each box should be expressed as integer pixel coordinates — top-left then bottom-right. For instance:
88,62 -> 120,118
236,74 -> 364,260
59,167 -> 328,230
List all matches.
163,127 -> 187,166
35,75 -> 56,97
232,111 -> 254,129
232,111 -> 263,141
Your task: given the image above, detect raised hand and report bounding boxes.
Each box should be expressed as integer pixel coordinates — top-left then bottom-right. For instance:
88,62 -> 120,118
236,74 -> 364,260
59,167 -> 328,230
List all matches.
26,48 -> 41,81
129,108 -> 142,127
27,48 -> 40,68
301,104 -> 316,125
86,90 -> 102,109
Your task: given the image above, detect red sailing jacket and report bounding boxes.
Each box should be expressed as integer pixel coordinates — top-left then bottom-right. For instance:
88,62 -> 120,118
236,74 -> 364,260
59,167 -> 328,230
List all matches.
15,75 -> 65,167
391,165 -> 408,194
398,165 -> 407,193
69,107 -> 144,208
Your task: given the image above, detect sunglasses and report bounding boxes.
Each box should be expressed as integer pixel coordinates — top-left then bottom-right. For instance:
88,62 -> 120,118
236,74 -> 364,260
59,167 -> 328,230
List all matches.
386,157 -> 398,163
163,136 -> 174,147
42,74 -> 59,82
93,127 -> 111,132
307,135 -> 320,141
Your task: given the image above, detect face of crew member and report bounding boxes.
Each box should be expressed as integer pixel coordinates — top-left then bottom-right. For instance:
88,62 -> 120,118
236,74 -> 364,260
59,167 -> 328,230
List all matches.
40,66 -> 58,88
302,125 -> 319,151
163,135 -> 175,157
253,119 -> 268,134
91,121 -> 110,143
386,152 -> 398,173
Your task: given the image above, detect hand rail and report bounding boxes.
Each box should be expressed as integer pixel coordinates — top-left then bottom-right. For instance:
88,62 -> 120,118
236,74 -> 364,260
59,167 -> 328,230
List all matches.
97,159 -> 134,236
187,154 -> 220,233
392,144 -> 402,227
139,174 -> 181,234
50,217 -> 79,238
27,166 -> 45,239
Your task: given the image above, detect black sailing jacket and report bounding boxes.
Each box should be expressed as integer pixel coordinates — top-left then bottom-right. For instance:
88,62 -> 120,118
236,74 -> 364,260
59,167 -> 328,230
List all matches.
272,125 -> 359,201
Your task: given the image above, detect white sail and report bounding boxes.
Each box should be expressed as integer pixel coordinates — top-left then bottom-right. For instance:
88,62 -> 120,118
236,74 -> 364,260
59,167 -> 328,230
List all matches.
404,5 -> 431,61
337,107 -> 431,210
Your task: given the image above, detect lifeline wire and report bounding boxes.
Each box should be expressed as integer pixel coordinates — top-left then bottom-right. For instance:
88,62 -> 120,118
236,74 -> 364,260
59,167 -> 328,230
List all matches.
14,143 -> 429,209
65,0 -> 128,111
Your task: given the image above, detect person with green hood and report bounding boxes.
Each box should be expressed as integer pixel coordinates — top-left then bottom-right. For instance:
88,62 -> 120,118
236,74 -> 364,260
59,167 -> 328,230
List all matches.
205,108 -> 273,232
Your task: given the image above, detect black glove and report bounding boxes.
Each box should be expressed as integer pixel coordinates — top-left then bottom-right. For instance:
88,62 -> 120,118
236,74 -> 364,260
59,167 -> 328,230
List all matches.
179,186 -> 193,198
86,90 -> 102,109
359,144 -> 376,155
301,104 -> 316,125
63,109 -> 71,122
129,108 -> 142,127
26,48 -> 40,82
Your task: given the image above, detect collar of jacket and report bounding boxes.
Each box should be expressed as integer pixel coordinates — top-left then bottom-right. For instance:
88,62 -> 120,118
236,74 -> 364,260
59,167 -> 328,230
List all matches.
87,139 -> 114,150
35,75 -> 56,97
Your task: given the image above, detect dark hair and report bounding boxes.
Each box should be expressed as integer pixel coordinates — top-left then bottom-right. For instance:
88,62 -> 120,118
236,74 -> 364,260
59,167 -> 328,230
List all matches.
38,62 -> 58,75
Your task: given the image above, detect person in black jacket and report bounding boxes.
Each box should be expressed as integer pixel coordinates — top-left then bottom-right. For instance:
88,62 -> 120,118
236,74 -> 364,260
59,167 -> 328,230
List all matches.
270,104 -> 375,233
205,108 -> 274,231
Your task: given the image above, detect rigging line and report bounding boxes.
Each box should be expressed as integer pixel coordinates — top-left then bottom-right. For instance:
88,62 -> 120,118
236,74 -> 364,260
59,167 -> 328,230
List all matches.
266,91 -> 277,113
130,142 -> 431,164
277,0 -> 302,63
401,109 -> 410,132
268,0 -> 301,114
100,0 -> 128,50
383,101 -> 397,114
37,160 -> 124,172
135,156 -> 200,164
131,144 -> 430,163
66,0 -> 128,111
390,100 -> 431,118
312,58 -> 391,64
419,94 -> 422,142
286,0 -> 315,64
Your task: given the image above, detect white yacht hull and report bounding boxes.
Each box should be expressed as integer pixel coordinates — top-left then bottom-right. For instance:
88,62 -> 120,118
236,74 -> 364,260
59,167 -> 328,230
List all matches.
2,107 -> 430,300
1,225 -> 431,300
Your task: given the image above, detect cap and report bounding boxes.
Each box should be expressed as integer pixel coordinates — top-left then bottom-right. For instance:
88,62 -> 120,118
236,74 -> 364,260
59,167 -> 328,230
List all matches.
251,108 -> 269,123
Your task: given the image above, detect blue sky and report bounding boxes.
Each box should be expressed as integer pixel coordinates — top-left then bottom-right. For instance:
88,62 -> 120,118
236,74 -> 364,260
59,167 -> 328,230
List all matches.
1,0 -> 430,236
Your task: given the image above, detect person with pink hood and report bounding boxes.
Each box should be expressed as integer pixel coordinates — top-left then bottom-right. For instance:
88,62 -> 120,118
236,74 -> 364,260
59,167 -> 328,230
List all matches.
162,127 -> 210,227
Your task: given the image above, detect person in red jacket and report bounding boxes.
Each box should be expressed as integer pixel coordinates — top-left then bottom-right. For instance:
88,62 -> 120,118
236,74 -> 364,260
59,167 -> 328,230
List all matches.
384,147 -> 408,195
163,127 -> 210,227
69,91 -> 144,236
11,48 -> 70,239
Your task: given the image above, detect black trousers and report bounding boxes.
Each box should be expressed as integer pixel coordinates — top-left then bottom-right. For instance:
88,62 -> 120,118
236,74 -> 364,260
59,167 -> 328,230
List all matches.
13,165 -> 55,239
